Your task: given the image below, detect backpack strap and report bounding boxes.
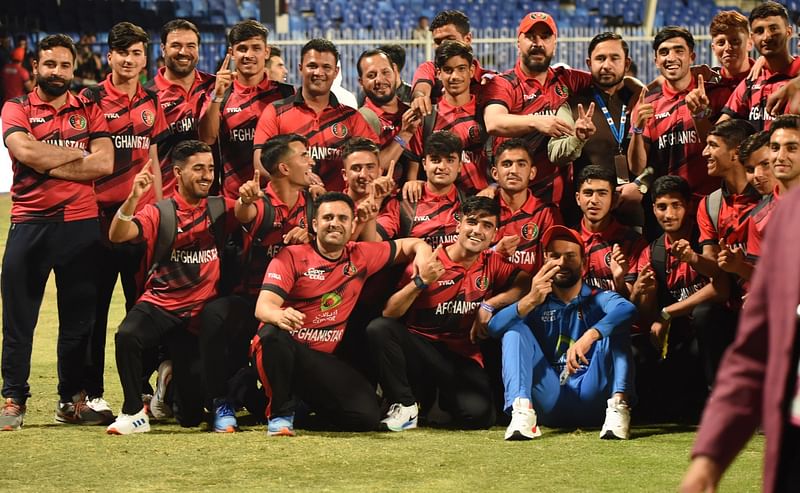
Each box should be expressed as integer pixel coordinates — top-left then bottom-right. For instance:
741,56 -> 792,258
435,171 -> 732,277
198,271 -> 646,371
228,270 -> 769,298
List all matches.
398,194 -> 418,238
253,195 -> 277,245
206,195 -> 228,257
422,106 -> 439,143
303,189 -> 315,232
650,234 -> 677,306
706,188 -> 723,233
150,198 -> 178,277
358,106 -> 383,136
276,81 -> 295,99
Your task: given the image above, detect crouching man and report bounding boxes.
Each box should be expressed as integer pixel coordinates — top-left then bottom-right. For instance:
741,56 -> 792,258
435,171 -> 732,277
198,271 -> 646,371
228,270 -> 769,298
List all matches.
489,225 -> 637,440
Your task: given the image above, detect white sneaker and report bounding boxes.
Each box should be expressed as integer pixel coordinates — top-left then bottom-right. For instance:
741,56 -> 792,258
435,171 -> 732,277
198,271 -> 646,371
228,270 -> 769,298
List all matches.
380,403 -> 418,432
106,408 -> 150,435
150,360 -> 173,420
85,396 -> 115,425
504,397 -> 542,440
600,396 -> 630,440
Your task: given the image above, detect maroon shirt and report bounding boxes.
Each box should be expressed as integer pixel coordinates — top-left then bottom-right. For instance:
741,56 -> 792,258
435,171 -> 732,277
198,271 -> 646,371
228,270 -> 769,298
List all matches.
411,58 -> 488,104
376,184 -> 462,247
579,219 -> 647,291
495,191 -> 562,274
639,235 -> 709,303
2,90 -> 110,222
697,183 -> 761,254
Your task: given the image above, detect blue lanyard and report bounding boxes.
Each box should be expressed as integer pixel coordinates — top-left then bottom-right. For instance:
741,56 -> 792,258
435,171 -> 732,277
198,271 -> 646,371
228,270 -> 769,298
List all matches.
593,90 -> 626,146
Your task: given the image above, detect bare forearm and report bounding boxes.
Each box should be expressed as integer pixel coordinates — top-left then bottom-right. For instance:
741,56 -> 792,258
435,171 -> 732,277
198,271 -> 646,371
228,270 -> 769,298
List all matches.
235,199 -> 257,224
49,142 -> 114,181
149,146 -> 163,201
665,282 -> 722,319
108,195 -> 141,243
485,112 -> 540,137
198,103 -> 221,144
382,280 -> 424,318
13,140 -> 84,173
628,135 -> 647,175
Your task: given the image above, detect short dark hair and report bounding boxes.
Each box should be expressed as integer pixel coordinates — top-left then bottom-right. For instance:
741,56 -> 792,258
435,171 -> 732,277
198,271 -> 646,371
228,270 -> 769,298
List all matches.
738,131 -> 771,165
493,138 -> 532,165
434,40 -> 473,69
749,1 -> 789,24
301,38 -> 339,64
576,164 -> 616,190
260,134 -> 309,175
424,130 -> 463,158
357,48 -> 390,77
651,175 -> 691,203
653,26 -> 695,52
588,32 -> 629,58
708,119 -> 756,151
171,139 -> 212,166
710,10 -> 749,37
268,45 -> 282,58
377,44 -> 407,72
37,34 -> 77,62
768,114 -> 800,138
628,60 -> 638,77
228,19 -> 269,46
459,195 -> 500,226
313,191 -> 355,218
161,19 -> 200,45
108,22 -> 149,52
431,10 -> 470,35
341,137 -> 379,163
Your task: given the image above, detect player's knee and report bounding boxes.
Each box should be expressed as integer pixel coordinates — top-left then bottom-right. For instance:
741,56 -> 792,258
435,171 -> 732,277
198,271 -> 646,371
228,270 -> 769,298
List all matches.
365,316 -> 396,345
452,393 -> 495,429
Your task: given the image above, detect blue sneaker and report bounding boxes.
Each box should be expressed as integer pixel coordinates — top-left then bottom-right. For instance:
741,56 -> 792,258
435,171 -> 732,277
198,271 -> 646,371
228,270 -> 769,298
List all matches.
213,399 -> 238,433
267,415 -> 295,436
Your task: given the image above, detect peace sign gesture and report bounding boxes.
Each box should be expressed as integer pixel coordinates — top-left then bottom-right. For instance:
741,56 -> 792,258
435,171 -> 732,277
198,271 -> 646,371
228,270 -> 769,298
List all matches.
372,159 -> 396,201
355,182 -> 381,224
575,102 -> 596,141
686,73 -> 710,117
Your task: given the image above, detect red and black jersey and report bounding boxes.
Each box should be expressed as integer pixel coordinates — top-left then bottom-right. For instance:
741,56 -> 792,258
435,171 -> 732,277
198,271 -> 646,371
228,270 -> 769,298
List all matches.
142,67 -> 215,198
411,58 -> 489,104
262,240 -> 397,353
482,63 -> 592,203
81,74 -> 169,209
361,97 -> 418,183
745,186 -> 781,263
400,246 -> 519,366
715,60 -> 754,92
410,95 -> 490,195
376,184 -> 462,246
239,183 -> 310,296
133,193 -> 238,318
722,56 -> 800,131
640,234 -> 710,303
200,77 -> 295,199
495,191 -> 562,273
2,90 -> 110,223
639,76 -> 728,197
253,91 -> 379,192
580,219 -> 647,291
697,182 -> 761,256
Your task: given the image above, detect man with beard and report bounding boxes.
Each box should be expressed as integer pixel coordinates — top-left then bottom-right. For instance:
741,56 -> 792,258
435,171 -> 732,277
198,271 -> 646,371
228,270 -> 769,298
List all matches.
357,49 -> 420,185
198,20 -> 294,199
0,34 -> 113,431
366,196 -> 528,431
143,19 -> 215,200
483,12 -> 592,208
79,22 -> 170,424
104,140 -> 240,434
251,192 -> 433,436
719,2 -> 800,131
253,39 -> 378,192
628,27 -> 729,201
488,225 -> 637,440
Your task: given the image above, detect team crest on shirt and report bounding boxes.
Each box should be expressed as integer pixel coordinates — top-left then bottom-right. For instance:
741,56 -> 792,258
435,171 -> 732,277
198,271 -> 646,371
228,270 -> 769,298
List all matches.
474,275 -> 489,291
604,251 -> 612,266
342,261 -> 358,277
320,292 -> 342,312
331,122 -> 349,139
68,114 -> 87,130
468,125 -> 480,143
521,222 -> 539,241
141,110 -> 155,127
554,84 -> 569,98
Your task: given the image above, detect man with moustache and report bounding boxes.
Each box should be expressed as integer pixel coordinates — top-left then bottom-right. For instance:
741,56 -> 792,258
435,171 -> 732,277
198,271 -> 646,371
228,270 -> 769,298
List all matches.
719,1 -> 800,131
0,34 -> 113,430
144,19 -> 215,200
483,12 -> 592,208
489,225 -> 637,440
79,22 -> 170,422
198,20 -> 294,199
253,39 -> 377,192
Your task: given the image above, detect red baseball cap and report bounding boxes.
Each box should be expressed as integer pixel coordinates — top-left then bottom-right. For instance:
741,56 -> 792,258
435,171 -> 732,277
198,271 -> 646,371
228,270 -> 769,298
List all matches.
10,47 -> 23,63
518,12 -> 558,38
541,225 -> 584,256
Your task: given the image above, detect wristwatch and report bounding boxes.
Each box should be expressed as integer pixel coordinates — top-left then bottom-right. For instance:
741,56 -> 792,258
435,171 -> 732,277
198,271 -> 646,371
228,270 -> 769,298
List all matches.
659,308 -> 672,323
412,275 -> 428,290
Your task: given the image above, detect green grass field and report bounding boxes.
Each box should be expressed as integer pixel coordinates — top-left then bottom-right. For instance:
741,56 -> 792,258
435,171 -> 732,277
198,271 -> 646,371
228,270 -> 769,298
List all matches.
0,193 -> 763,492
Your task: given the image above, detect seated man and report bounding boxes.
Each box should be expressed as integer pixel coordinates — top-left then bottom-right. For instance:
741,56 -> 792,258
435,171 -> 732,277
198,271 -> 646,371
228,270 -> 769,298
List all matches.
251,192 -> 432,436
105,140 -> 239,435
489,225 -> 637,440
366,196 -> 528,431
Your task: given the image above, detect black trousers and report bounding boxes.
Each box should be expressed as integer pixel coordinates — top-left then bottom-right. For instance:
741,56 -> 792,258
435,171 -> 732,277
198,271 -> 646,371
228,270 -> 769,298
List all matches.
84,234 -> 144,398
251,324 -> 380,431
1,219 -> 99,403
366,317 -> 495,429
115,301 -> 204,426
197,294 -> 258,401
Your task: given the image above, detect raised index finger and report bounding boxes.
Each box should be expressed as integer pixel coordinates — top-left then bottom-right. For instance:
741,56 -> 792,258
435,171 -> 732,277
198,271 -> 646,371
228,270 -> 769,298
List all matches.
577,103 -> 585,119
639,88 -> 647,104
253,168 -> 260,184
386,159 -> 396,178
697,74 -> 705,95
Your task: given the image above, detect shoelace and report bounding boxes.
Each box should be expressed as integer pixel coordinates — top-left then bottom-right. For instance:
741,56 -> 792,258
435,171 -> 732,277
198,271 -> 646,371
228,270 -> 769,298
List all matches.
387,403 -> 405,419
217,403 -> 235,418
2,400 -> 21,416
